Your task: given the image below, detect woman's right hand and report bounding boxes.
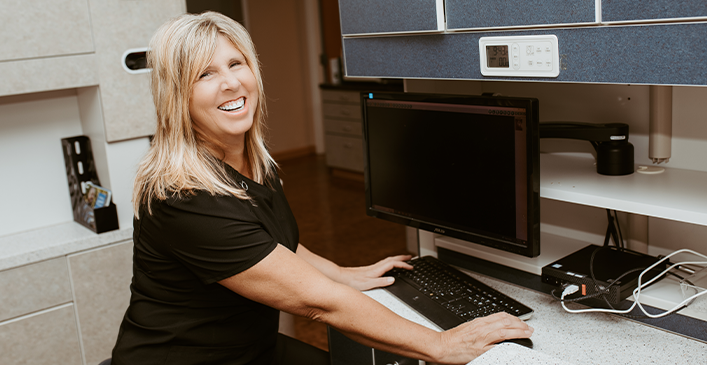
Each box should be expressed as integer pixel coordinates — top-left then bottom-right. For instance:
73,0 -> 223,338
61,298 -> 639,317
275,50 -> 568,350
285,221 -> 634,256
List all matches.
436,312 -> 534,364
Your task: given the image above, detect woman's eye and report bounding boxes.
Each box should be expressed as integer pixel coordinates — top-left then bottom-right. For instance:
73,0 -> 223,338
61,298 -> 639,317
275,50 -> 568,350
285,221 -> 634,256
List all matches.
231,61 -> 243,68
199,71 -> 210,79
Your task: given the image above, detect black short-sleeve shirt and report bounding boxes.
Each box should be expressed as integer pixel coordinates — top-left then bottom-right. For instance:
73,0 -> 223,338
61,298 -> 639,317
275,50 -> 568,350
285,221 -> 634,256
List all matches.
112,166 -> 299,365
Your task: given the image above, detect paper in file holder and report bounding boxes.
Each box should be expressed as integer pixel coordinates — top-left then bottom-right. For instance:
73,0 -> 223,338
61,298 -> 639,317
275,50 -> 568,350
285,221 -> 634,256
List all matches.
61,136 -> 119,233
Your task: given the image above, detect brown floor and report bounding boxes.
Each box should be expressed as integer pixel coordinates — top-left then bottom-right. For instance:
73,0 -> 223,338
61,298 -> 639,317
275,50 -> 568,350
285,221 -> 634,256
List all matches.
277,154 -> 411,351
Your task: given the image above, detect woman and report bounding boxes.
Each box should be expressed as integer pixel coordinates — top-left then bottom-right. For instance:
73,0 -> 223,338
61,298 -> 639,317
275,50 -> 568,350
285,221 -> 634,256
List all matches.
112,11 -> 533,365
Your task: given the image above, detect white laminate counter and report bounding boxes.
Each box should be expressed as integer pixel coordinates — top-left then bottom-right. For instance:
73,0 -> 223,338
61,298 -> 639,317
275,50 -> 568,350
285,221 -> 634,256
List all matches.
0,221 -> 132,271
365,267 -> 707,365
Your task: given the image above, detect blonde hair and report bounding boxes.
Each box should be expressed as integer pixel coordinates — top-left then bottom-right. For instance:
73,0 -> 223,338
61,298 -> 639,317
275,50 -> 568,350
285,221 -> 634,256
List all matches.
133,12 -> 276,217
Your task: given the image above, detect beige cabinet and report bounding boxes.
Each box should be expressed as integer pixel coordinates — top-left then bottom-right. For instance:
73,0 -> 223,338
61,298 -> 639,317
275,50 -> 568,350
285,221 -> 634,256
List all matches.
322,89 -> 365,173
0,0 -> 185,140
0,258 -> 80,364
0,0 -> 98,97
0,240 -> 133,365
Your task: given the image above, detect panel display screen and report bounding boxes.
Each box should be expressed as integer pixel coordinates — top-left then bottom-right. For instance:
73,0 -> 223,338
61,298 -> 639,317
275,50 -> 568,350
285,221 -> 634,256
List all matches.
486,45 -> 509,68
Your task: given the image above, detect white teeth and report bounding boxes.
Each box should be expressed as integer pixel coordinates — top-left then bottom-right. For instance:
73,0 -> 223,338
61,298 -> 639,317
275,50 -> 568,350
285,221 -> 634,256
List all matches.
218,98 -> 245,111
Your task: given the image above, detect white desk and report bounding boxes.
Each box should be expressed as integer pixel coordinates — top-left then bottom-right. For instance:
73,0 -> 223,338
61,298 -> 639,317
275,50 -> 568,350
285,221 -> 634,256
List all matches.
364,267 -> 707,365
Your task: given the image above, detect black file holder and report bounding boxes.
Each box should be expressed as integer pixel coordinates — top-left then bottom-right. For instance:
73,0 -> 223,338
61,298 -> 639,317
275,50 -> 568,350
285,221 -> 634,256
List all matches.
61,136 -> 119,233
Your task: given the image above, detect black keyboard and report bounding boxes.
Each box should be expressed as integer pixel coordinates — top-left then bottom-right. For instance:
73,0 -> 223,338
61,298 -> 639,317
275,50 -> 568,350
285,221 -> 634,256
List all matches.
384,256 -> 534,330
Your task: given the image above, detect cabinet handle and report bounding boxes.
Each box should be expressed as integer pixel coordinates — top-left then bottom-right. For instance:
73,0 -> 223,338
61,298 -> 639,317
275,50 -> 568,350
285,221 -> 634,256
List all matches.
122,47 -> 150,74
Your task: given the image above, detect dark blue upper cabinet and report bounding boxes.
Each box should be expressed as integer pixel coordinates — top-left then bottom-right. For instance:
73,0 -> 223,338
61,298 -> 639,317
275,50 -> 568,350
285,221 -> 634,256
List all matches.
602,0 -> 707,22
445,0 -> 597,30
342,23 -> 707,85
338,0 -> 444,35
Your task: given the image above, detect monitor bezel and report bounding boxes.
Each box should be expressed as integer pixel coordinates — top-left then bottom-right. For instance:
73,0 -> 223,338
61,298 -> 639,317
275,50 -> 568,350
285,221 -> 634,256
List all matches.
361,91 -> 540,258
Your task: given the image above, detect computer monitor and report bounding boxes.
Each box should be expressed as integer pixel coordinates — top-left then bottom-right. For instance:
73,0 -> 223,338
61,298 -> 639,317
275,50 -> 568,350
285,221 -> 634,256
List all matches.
361,91 -> 540,257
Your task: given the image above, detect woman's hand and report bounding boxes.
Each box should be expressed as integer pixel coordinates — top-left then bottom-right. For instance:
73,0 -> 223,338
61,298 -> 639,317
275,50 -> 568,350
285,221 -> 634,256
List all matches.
340,254 -> 414,291
436,312 -> 534,364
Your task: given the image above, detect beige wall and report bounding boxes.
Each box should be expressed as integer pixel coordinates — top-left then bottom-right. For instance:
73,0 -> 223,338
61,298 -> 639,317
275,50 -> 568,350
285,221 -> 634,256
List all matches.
248,0 -> 318,157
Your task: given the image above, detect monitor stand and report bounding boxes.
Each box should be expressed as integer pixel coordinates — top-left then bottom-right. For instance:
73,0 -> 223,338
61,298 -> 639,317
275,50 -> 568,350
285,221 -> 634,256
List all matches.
423,230 -> 590,276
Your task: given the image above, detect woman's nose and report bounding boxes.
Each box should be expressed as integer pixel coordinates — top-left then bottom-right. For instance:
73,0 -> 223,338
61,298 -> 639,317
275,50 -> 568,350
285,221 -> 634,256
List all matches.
221,71 -> 241,91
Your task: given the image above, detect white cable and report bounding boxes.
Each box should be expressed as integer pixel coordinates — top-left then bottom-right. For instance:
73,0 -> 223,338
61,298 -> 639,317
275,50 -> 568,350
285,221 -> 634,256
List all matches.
560,249 -> 707,317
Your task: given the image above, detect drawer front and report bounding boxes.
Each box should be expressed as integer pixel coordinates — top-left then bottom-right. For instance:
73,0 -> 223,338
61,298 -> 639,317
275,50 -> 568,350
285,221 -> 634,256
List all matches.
321,90 -> 361,104
446,0 -> 596,30
0,54 -> 99,97
603,0 -> 707,22
323,103 -> 362,121
325,135 -> 364,172
0,257 -> 72,322
0,304 -> 82,365
324,119 -> 363,138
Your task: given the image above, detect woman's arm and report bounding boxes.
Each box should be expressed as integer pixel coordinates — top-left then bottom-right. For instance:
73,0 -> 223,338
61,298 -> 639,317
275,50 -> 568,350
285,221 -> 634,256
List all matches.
219,244 -> 533,364
295,244 -> 413,291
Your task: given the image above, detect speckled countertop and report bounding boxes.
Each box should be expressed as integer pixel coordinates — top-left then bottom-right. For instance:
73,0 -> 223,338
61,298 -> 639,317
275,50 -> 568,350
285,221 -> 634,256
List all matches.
365,267 -> 707,365
3,223 -> 706,363
0,222 -> 132,271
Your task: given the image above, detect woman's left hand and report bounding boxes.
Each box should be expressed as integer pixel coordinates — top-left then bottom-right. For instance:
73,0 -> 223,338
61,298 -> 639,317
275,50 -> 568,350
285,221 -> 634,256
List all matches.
341,255 -> 414,291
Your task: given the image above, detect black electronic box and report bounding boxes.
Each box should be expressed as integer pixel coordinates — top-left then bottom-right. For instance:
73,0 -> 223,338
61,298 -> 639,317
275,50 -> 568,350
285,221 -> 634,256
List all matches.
542,245 -> 666,304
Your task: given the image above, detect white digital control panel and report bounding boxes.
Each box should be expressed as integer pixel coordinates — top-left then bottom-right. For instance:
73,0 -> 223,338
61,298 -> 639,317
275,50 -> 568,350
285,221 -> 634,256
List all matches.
479,35 -> 560,78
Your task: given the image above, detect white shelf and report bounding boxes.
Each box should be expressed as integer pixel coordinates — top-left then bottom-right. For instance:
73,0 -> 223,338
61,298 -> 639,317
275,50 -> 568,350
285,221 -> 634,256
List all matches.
540,153 -> 707,227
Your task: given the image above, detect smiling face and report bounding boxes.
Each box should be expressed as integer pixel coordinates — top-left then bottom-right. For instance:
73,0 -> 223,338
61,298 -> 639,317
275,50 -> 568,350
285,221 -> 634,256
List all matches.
189,34 -> 259,150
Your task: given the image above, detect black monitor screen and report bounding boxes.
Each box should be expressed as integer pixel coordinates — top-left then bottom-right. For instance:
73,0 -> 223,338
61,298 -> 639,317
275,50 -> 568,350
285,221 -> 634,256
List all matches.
362,92 -> 540,257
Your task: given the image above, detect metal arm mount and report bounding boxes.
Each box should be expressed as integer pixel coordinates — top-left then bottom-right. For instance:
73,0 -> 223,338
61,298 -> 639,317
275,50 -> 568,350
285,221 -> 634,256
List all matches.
539,122 -> 635,176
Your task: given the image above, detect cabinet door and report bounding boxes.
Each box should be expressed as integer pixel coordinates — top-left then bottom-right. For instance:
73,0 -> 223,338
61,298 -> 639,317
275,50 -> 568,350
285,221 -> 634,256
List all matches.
339,0 -> 444,35
86,0 -> 185,142
446,0 -> 596,30
603,0 -> 707,22
69,241 -> 134,365
0,0 -> 93,62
